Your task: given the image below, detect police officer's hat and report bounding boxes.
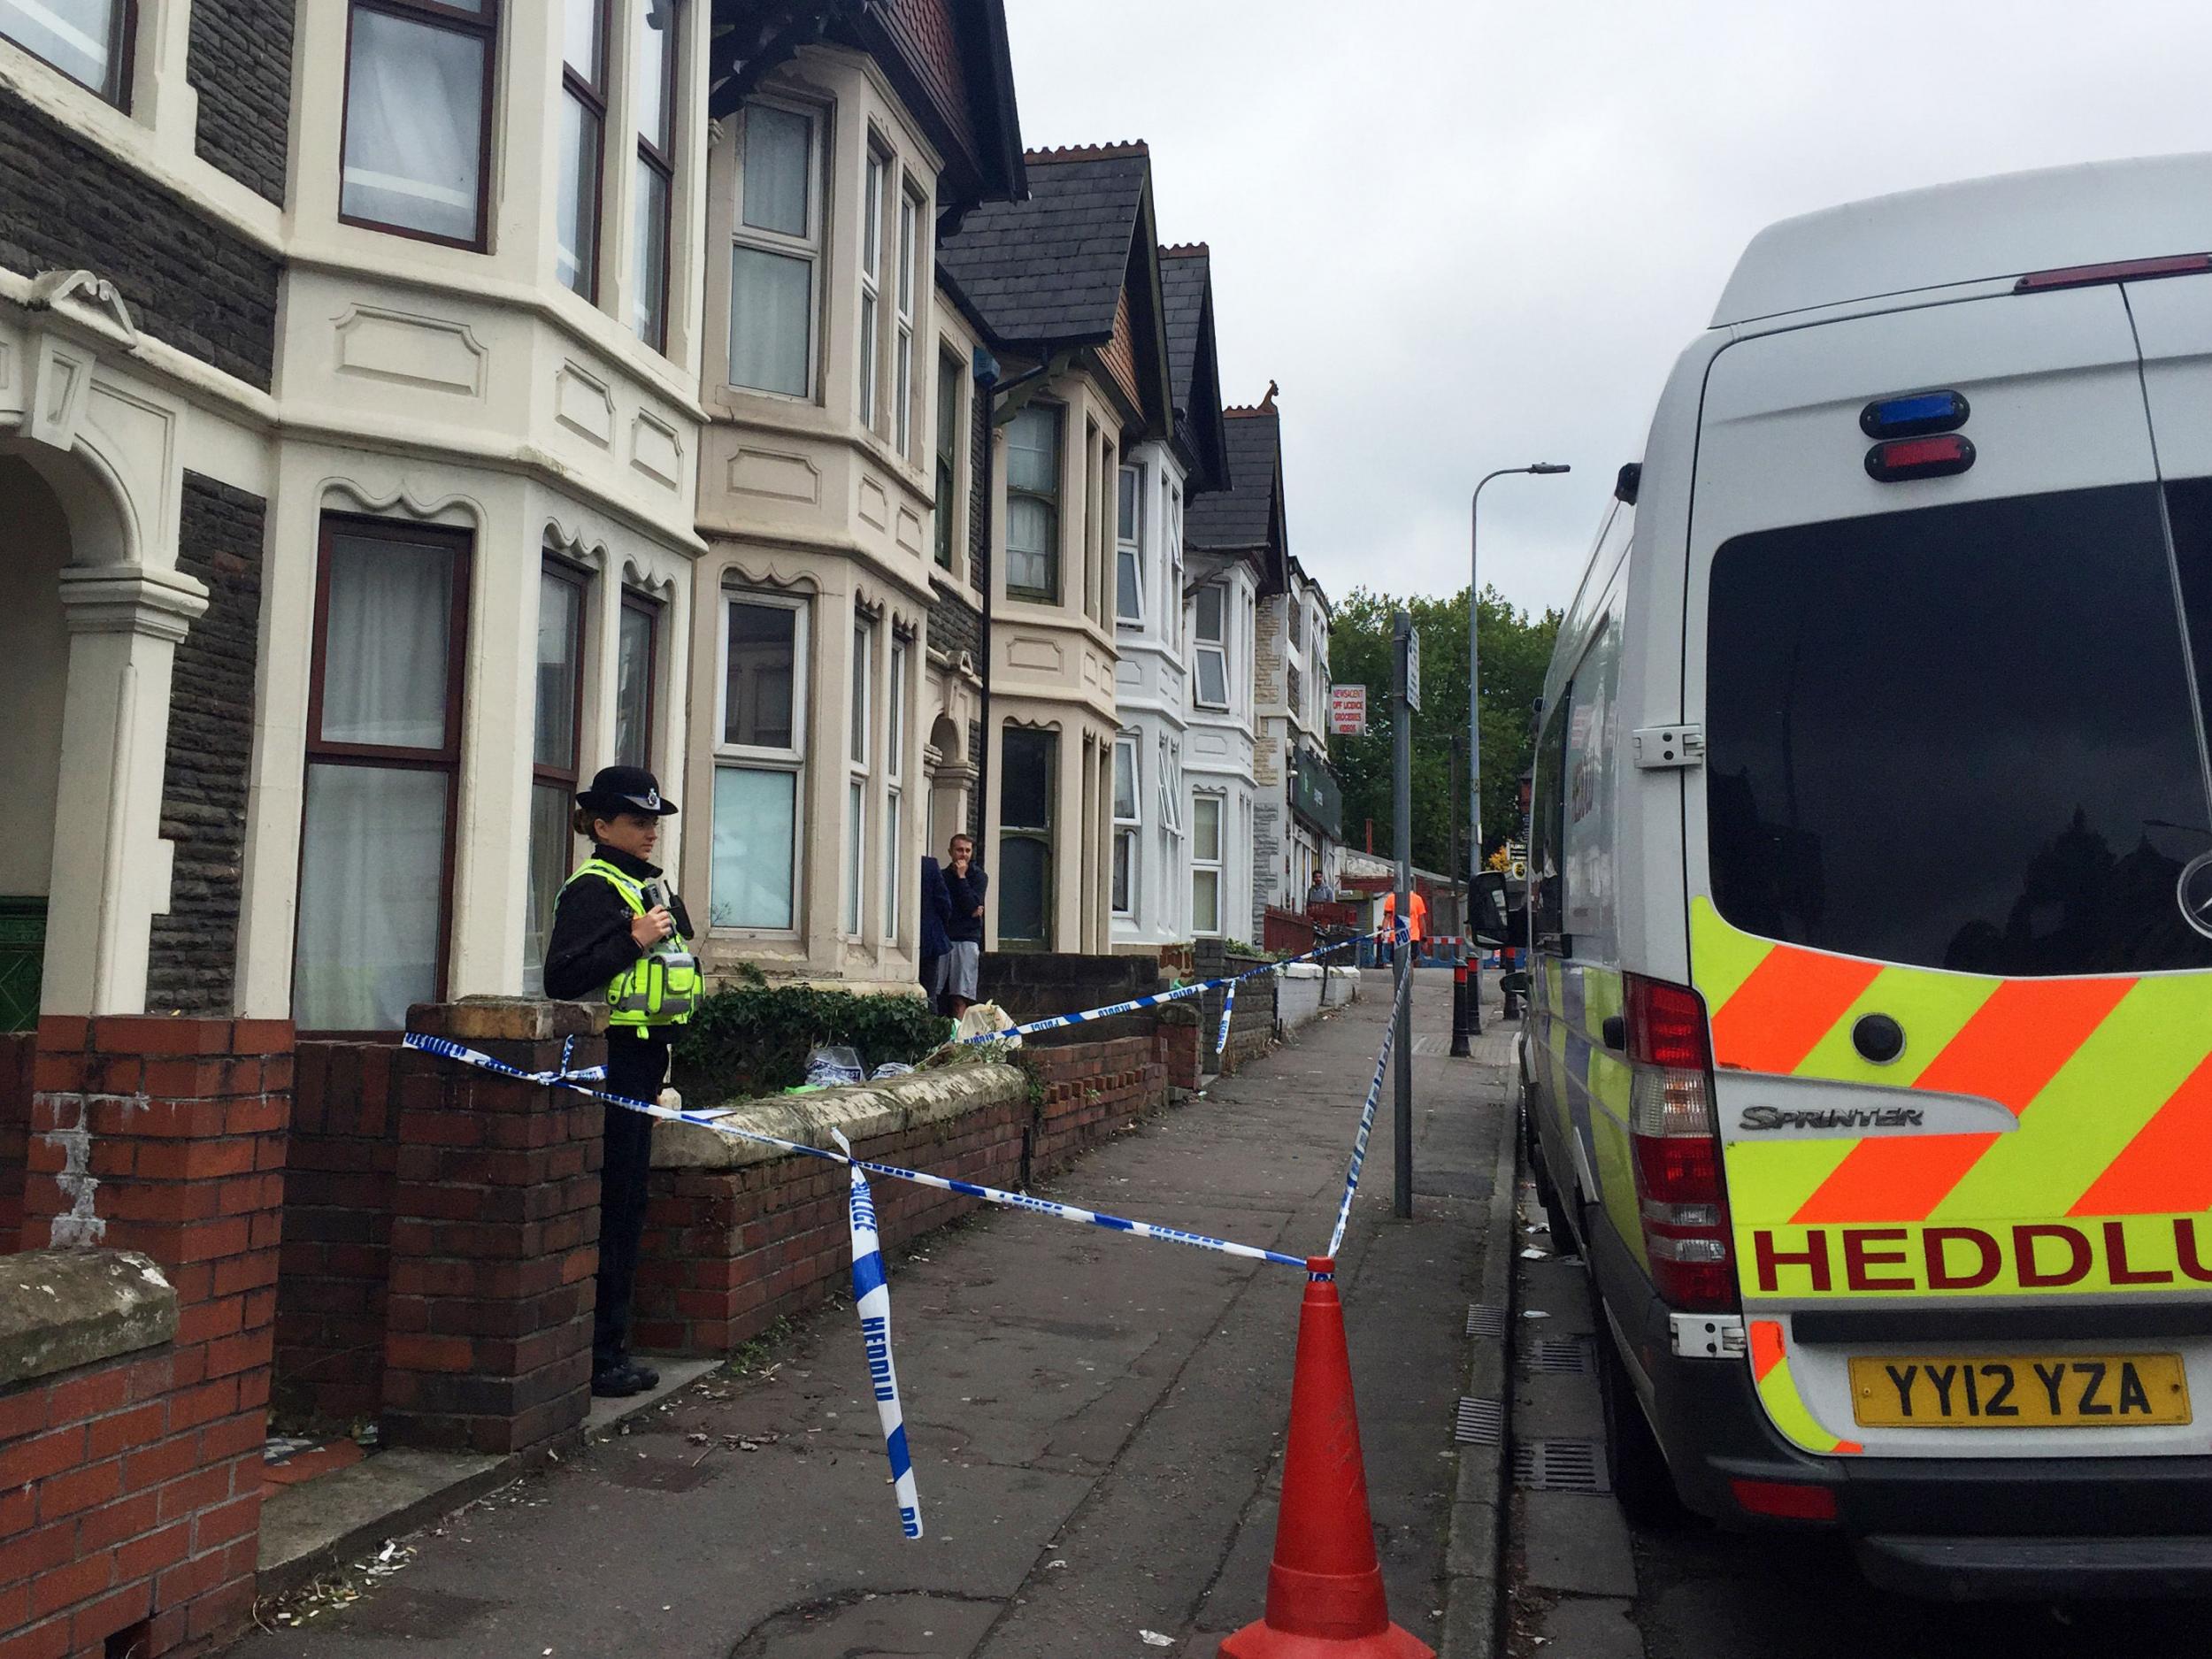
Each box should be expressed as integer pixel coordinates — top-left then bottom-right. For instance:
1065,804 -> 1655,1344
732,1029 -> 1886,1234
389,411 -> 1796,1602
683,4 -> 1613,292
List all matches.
575,765 -> 679,818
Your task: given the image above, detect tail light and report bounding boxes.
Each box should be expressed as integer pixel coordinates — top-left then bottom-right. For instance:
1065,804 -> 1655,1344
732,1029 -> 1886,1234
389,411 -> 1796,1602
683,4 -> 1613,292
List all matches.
1624,973 -> 1736,1312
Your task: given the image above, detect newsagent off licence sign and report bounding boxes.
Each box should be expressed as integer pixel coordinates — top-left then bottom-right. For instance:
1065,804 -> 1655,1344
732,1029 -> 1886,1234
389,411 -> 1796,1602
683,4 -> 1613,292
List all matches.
1330,685 -> 1367,736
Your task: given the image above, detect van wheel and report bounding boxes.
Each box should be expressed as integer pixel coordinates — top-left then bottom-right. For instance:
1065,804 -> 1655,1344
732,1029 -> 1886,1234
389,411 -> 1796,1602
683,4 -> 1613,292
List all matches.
1595,1313 -> 1694,1532
1523,1110 -> 1579,1256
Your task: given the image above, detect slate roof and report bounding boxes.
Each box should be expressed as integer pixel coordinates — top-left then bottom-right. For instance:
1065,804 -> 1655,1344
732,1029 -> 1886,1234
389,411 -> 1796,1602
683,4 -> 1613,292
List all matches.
1159,243 -> 1228,494
1187,403 -> 1286,579
937,145 -> 1152,348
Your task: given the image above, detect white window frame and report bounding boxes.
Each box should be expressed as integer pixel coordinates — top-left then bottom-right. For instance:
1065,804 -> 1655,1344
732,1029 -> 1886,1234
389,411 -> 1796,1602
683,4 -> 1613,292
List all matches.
730,97 -> 823,398
1192,793 -> 1224,937
1156,733 -> 1183,835
895,183 -> 919,457
713,588 -> 810,934
848,617 -> 874,938
1111,733 -> 1141,918
884,635 -> 908,939
1194,581 -> 1230,710
860,148 -> 887,431
1005,403 -> 1063,603
1115,464 -> 1144,627
1165,478 -> 1183,654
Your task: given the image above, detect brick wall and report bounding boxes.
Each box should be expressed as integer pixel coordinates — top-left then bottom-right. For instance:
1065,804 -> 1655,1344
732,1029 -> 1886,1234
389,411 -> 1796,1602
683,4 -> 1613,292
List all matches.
272,1042 -> 403,1428
20,1016 -> 296,1655
147,475 -> 265,1016
969,380 -> 989,595
0,1030 -> 29,1256
187,0 -> 294,205
976,950 -> 1162,1035
928,584 -> 981,668
637,1035 -> 1181,1358
1192,942 -> 1277,1074
0,1248 -> 267,1659
0,88 -> 280,388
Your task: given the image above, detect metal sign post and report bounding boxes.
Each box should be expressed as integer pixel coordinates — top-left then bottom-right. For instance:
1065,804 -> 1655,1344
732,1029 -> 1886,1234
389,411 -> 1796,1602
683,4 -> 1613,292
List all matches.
1393,609 -> 1417,1221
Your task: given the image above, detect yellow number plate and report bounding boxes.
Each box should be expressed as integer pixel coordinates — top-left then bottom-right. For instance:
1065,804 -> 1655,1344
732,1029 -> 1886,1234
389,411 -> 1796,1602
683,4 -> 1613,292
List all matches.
1850,1354 -> 2190,1428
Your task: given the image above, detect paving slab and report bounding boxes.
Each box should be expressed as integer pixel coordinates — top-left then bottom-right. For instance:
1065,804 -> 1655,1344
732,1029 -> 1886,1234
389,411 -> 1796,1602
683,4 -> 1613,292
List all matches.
1522,1488 -> 1639,1596
1540,1594 -> 1645,1659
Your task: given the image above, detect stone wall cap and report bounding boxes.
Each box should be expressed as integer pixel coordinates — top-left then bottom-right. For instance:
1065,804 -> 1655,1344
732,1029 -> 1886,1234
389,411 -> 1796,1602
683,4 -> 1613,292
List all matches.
652,1058 -> 1026,1171
408,998 -> 608,1042
0,1249 -> 178,1390
1281,963 -> 1323,979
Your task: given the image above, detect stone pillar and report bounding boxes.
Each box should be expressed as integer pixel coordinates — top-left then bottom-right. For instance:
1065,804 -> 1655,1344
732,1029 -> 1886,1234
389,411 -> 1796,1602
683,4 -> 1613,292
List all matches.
45,565 -> 210,1018
381,1000 -> 603,1455
21,1012 -> 295,1649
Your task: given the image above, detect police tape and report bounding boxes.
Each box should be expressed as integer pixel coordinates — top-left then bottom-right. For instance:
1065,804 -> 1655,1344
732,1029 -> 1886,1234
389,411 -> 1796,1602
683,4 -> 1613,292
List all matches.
397,1032 -> 1308,1271
1325,956 -> 1417,1262
832,1127 -> 922,1539
1215,979 -> 1237,1061
964,926 -> 1400,1047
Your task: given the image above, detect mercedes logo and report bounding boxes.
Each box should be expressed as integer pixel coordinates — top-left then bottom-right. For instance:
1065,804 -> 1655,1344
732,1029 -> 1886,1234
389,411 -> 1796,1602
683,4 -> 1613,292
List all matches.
2182,854 -> 2212,941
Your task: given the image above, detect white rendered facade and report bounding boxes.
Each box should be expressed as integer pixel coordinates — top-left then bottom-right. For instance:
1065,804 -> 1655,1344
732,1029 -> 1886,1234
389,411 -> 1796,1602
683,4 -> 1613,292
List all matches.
1180,557 -> 1260,942
1108,439 -> 1192,949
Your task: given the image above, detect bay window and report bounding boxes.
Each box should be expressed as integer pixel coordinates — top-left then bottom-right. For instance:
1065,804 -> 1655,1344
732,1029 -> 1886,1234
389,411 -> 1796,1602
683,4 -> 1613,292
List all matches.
885,637 -> 907,938
1111,735 -> 1140,917
295,517 -> 471,1031
1192,794 -> 1223,936
934,349 -> 964,568
525,562 -> 588,993
998,726 -> 1056,947
730,100 -> 819,396
555,0 -> 606,297
342,0 -> 497,248
895,188 -> 919,456
1115,465 -> 1143,626
859,150 -> 886,427
1,0 -> 130,104
1194,582 -> 1229,709
1006,404 -> 1062,602
615,592 -> 659,769
632,0 -> 679,348
713,594 -> 805,930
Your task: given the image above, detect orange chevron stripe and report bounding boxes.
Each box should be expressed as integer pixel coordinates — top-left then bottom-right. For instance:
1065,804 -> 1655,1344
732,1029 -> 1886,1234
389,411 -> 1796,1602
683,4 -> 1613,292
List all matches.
2070,1051 -> 2212,1217
1750,1317 -> 1786,1382
1710,948 -> 1881,1074
1792,977 -> 2133,1224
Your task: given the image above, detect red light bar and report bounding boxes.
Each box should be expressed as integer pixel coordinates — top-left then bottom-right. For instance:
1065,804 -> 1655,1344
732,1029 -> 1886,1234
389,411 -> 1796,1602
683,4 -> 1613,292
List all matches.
1865,434 -> 1975,483
2016,252 -> 2212,293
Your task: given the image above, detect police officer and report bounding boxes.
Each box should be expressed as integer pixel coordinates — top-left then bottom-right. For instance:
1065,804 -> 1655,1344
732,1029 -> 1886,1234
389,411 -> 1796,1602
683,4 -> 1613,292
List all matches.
544,765 -> 699,1399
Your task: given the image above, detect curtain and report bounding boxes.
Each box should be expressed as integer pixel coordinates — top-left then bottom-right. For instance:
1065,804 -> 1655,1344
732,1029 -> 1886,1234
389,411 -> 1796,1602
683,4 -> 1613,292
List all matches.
522,780 -> 572,995
295,765 -> 446,1030
319,533 -> 452,748
555,93 -> 599,296
534,572 -> 581,770
711,766 -> 796,929
632,157 -> 671,342
742,106 -> 810,236
729,247 -> 810,396
616,605 -> 653,767
342,9 -> 485,242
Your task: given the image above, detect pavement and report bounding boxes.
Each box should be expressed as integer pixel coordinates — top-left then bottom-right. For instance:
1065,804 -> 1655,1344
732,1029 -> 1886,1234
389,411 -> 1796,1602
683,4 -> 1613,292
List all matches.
230,972 -> 1517,1659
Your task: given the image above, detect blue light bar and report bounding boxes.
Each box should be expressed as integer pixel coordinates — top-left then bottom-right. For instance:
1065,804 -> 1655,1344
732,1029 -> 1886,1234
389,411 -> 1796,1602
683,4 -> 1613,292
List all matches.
1860,390 -> 1970,440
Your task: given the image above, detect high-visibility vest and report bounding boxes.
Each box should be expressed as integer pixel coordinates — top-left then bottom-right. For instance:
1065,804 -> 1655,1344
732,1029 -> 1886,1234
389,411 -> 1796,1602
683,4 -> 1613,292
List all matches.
565,858 -> 701,1031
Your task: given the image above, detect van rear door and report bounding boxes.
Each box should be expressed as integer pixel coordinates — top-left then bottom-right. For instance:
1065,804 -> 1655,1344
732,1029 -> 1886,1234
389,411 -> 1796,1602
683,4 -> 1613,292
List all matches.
1681,283 -> 2212,1461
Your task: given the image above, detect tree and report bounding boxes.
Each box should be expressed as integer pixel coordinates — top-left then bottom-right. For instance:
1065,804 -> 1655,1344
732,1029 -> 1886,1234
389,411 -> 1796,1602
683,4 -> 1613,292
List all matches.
1327,586 -> 1560,878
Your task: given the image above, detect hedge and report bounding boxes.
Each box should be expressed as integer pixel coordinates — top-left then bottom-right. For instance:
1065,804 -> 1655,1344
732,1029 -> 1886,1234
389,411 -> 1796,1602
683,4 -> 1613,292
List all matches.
671,970 -> 953,1101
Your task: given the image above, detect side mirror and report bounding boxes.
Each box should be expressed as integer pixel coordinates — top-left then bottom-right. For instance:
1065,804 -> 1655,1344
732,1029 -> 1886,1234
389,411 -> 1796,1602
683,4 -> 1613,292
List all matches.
1470,871 -> 1523,948
1500,970 -> 1530,995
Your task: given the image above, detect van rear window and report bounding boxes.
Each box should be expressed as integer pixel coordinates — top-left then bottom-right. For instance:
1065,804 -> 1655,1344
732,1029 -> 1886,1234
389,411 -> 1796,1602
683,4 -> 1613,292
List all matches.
1706,484 -> 2212,977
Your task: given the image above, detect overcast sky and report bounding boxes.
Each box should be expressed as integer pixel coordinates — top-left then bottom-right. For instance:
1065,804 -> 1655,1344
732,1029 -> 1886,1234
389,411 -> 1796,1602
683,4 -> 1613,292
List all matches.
1005,0 -> 2212,617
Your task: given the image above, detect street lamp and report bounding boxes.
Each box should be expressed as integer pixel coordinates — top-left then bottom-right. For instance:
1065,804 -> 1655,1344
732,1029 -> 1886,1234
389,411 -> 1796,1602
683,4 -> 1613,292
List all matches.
1468,463 -> 1570,1035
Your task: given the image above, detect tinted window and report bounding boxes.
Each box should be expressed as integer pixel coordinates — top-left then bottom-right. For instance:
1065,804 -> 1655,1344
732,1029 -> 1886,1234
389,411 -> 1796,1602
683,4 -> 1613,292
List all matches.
1530,697 -> 1570,949
1707,484 -> 2212,975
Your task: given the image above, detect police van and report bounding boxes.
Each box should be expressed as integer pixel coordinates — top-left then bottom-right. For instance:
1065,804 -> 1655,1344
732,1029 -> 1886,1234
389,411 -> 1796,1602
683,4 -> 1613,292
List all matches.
1512,154 -> 2212,1598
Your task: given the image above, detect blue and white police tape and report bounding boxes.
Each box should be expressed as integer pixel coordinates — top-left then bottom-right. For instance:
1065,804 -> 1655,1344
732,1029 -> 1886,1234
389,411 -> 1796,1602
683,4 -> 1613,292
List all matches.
1215,979 -> 1236,1060
397,1033 -> 1307,1272
1324,953 -> 1416,1261
964,926 -> 1385,1047
832,1127 -> 921,1540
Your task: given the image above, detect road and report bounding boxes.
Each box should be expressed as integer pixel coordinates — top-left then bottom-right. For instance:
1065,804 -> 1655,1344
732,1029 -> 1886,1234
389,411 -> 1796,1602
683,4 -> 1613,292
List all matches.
1502,1170 -> 2208,1658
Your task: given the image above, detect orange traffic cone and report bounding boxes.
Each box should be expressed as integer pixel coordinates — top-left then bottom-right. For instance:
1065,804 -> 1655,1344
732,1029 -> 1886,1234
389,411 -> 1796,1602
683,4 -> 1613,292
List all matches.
1219,1258 -> 1433,1659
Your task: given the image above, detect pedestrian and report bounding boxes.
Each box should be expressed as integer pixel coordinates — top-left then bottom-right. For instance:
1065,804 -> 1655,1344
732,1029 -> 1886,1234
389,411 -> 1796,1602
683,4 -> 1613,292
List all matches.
941,833 -> 988,1018
918,853 -> 953,1014
543,764 -> 698,1400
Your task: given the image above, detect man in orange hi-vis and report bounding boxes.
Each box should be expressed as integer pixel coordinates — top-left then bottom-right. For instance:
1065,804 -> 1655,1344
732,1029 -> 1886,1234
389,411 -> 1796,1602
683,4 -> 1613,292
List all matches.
1381,887 -> 1428,958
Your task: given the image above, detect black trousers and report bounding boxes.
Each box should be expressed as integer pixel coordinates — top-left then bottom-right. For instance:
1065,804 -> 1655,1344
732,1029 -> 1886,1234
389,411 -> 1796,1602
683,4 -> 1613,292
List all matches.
594,1031 -> 669,1373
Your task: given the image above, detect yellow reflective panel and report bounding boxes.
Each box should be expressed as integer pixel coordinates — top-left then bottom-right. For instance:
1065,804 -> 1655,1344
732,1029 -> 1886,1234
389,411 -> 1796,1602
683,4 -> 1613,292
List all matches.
1791,964 -> 1997,1088
1726,1138 -> 1856,1229
1690,895 -> 1774,1012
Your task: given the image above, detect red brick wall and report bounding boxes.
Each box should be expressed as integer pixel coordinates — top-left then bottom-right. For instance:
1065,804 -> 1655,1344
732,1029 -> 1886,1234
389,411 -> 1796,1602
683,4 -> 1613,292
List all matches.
634,1091 -> 1028,1356
0,1336 -> 254,1659
1,1030 -> 32,1256
19,1014 -> 296,1655
1027,1035 -> 1165,1174
272,1041 -> 403,1426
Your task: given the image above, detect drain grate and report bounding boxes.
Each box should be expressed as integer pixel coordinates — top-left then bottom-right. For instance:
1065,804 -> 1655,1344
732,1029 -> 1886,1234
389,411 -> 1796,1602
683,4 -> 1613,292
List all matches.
1522,1336 -> 1594,1374
1512,1438 -> 1610,1494
1466,1303 -> 1508,1340
1455,1396 -> 1505,1446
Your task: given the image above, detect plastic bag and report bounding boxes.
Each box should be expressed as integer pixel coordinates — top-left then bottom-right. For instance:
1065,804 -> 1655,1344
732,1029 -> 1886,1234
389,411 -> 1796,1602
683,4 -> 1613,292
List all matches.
869,1061 -> 915,1080
804,1045 -> 865,1088
953,1003 -> 1018,1046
